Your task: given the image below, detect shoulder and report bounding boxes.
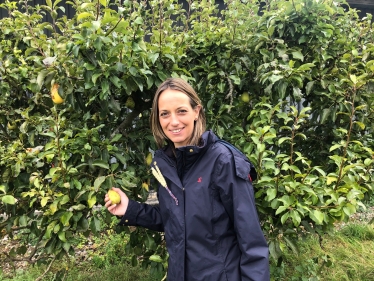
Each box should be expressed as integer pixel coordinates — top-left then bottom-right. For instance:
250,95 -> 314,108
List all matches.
209,141 -> 235,163
211,141 -> 254,181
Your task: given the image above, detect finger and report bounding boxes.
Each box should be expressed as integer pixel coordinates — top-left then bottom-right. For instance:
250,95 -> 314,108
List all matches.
107,204 -> 117,212
105,200 -> 113,208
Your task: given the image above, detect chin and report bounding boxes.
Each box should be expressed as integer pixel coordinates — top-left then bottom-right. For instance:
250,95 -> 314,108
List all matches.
169,137 -> 187,146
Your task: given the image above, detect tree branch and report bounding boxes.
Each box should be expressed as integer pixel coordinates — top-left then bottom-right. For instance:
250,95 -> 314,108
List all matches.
111,108 -> 141,138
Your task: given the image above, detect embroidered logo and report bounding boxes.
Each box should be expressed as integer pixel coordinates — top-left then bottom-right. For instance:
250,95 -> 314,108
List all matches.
197,177 -> 202,183
248,174 -> 252,182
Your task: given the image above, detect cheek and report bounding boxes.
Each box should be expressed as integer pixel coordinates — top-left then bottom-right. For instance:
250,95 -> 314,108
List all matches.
159,119 -> 168,130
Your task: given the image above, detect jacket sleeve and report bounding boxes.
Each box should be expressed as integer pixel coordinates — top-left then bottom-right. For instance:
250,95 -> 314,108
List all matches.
118,199 -> 164,232
214,153 -> 270,281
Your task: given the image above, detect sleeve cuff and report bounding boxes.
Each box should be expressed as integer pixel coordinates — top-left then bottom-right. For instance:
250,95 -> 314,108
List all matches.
118,199 -> 140,226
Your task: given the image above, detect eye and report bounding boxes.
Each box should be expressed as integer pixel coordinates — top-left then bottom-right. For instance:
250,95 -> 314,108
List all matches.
160,112 -> 169,117
178,109 -> 187,114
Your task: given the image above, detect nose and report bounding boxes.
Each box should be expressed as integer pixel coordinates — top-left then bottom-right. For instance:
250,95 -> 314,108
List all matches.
170,114 -> 179,126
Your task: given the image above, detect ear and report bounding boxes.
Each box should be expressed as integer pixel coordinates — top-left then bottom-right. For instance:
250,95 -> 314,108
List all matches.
194,105 -> 201,119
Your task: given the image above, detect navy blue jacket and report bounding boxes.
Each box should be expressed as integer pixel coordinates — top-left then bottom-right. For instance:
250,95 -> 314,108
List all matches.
120,130 -> 270,281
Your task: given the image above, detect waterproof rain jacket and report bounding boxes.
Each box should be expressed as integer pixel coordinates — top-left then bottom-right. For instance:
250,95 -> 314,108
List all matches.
120,130 -> 270,281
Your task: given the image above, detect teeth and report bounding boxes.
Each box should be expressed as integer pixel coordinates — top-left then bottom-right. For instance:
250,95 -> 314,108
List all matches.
172,129 -> 181,133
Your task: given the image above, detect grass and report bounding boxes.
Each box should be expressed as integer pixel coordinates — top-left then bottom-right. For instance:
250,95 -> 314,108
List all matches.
0,229 -> 165,281
0,263 -> 164,281
273,222 -> 374,281
1,219 -> 374,281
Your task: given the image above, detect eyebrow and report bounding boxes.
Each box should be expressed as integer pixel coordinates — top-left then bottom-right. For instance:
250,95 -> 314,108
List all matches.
159,106 -> 189,111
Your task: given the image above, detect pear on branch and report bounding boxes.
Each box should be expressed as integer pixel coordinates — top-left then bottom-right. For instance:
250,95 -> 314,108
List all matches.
51,83 -> 64,104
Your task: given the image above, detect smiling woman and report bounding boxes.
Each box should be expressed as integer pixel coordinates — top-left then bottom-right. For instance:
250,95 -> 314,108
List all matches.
105,78 -> 270,281
150,78 -> 206,149
157,90 -> 201,148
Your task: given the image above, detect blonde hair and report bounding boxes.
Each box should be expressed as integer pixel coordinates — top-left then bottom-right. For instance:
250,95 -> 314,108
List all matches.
150,78 -> 206,148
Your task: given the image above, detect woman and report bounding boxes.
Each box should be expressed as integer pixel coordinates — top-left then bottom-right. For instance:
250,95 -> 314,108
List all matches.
105,78 -> 270,281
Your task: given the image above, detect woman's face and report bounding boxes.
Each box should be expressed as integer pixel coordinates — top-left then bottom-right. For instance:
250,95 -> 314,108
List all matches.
158,89 -> 201,148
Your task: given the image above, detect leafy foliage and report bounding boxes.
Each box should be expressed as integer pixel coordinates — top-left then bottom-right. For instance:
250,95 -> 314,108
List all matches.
0,0 -> 373,276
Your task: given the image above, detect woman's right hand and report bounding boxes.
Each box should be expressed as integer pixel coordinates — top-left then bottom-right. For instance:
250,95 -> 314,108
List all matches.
104,187 -> 129,217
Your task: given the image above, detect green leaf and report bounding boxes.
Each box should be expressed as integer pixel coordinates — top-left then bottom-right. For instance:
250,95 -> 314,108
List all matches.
292,51 -> 304,61
60,195 -> 70,205
149,254 -> 163,263
92,160 -> 109,169
37,69 -> 48,89
320,108 -> 330,124
58,231 -> 67,242
283,236 -> 298,254
281,212 -> 290,224
90,216 -> 101,232
2,195 -> 16,205
77,12 -> 94,21
276,205 -> 288,215
354,121 -> 365,130
19,215 -> 27,227
77,217 -> 89,232
298,63 -> 314,71
290,210 -> 301,226
109,76 -> 121,88
326,176 -> 337,185
289,165 -> 301,174
269,241 -> 282,261
50,201 -> 58,214
92,73 -> 102,84
71,204 -> 86,211
134,17 -> 143,25
46,0 -> 52,9
110,134 -> 122,143
266,188 -> 277,201
61,211 -> 73,226
343,203 -> 356,216
41,197 -> 49,207
329,144 -> 342,152
88,195 -> 97,208
63,242 -> 71,253
94,176 -> 106,192
278,137 -> 291,145
312,210 -> 324,225
350,74 -> 357,84
114,153 -> 127,165
313,167 -> 326,177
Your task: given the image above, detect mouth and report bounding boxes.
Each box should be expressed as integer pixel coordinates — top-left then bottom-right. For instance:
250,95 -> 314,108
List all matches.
170,128 -> 183,134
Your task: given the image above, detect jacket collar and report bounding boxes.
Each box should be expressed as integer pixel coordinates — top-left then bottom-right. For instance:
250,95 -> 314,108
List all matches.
175,130 -> 215,179
154,130 -> 217,181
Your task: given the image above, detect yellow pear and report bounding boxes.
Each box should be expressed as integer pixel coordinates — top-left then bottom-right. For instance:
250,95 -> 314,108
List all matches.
108,190 -> 121,204
51,84 -> 64,104
145,153 -> 153,166
142,182 -> 149,191
241,92 -> 250,103
7,122 -> 17,130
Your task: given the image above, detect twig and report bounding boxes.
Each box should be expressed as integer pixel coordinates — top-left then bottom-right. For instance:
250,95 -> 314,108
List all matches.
28,229 -> 46,261
35,256 -> 56,281
110,108 -> 140,138
105,16 -> 124,37
225,74 -> 234,112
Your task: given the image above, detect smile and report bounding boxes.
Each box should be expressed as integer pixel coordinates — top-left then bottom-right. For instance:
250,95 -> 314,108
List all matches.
171,128 -> 183,133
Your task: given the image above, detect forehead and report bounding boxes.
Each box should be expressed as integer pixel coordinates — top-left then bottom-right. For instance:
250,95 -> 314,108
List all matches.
158,89 -> 191,110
